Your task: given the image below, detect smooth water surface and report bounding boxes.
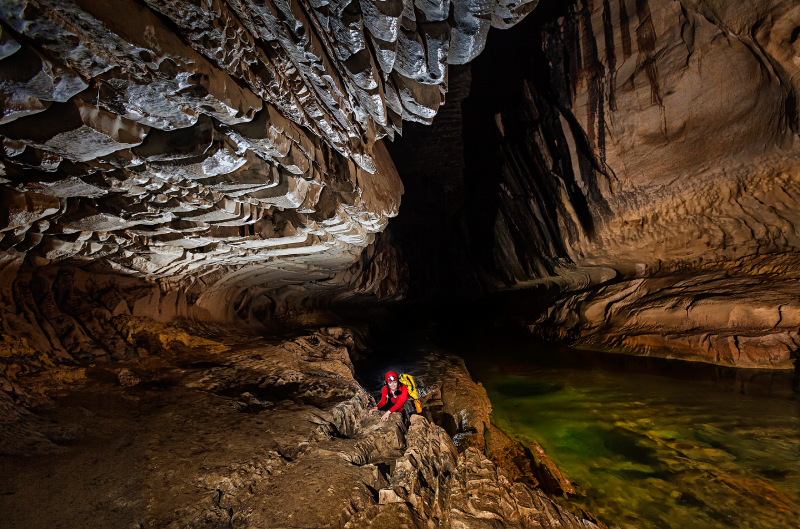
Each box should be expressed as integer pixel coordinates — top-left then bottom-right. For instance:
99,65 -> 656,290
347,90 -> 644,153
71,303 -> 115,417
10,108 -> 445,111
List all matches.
456,338 -> 800,529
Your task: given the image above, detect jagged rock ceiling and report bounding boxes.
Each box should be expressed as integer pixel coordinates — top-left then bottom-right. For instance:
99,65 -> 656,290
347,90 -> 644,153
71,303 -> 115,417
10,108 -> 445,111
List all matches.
0,0 -> 535,337
1,0 -> 800,370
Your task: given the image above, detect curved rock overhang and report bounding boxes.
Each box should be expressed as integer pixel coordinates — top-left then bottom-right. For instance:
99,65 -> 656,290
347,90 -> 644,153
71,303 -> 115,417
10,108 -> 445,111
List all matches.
1,0 -> 799,371
0,0 -> 536,354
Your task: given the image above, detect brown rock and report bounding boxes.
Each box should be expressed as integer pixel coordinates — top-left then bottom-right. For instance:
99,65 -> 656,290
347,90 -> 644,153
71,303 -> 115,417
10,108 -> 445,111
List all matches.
116,368 -> 139,387
368,415 -> 599,528
387,0 -> 800,368
527,439 -> 577,498
0,98 -> 149,162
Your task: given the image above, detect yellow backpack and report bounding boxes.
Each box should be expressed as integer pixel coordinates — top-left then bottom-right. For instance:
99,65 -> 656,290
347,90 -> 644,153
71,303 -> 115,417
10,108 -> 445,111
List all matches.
398,373 -> 419,399
399,374 -> 423,413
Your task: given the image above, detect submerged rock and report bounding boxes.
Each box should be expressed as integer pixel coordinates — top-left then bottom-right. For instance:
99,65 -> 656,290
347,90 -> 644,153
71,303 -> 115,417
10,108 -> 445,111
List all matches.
527,439 -> 577,498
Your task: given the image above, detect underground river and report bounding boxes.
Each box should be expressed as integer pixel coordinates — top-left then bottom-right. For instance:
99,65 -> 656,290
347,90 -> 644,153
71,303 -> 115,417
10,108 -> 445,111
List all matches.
444,332 -> 800,529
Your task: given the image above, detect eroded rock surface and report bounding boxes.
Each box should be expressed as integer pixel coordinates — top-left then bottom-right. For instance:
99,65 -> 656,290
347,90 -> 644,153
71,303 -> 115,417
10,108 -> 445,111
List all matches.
0,0 -> 544,343
356,415 -> 598,528
1,320 -> 598,529
357,334 -> 585,502
2,0 -> 795,372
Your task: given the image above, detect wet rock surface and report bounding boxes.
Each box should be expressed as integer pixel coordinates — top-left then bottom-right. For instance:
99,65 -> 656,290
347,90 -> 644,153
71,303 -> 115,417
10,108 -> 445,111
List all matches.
356,330 -> 591,506
358,416 -> 597,528
454,333 -> 800,529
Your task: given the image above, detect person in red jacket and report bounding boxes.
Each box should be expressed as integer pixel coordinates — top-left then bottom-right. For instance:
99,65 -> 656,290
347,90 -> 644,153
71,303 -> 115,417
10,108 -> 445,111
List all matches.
369,371 -> 408,422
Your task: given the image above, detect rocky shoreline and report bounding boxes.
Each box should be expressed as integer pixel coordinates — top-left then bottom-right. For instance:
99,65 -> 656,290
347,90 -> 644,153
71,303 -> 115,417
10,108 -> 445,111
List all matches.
1,319 -> 601,528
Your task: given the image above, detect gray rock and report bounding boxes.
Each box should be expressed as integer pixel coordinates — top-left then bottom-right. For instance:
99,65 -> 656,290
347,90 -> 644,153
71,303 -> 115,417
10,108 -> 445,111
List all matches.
0,99 -> 149,162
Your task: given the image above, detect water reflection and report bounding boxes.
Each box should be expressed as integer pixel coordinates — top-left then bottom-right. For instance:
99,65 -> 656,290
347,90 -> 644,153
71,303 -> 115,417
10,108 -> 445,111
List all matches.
454,336 -> 800,529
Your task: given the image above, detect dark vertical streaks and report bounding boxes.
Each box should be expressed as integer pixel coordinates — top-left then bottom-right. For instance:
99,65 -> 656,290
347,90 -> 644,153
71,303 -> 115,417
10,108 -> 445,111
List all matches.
678,2 -> 696,65
635,0 -> 662,106
544,18 -> 573,110
571,6 -> 584,105
618,0 -> 632,60
597,77 -> 606,166
602,0 -> 617,111
579,0 -> 606,166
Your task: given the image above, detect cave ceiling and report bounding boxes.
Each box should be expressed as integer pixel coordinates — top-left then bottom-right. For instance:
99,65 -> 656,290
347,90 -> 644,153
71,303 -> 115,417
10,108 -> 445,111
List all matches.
1,0 -> 800,368
0,0 -> 537,329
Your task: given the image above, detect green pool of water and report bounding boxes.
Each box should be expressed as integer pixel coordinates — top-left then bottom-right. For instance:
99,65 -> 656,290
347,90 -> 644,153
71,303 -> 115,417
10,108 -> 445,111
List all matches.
459,341 -> 800,529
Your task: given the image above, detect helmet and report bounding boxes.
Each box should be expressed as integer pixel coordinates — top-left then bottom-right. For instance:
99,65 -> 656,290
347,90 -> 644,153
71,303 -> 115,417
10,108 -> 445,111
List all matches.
384,371 -> 399,383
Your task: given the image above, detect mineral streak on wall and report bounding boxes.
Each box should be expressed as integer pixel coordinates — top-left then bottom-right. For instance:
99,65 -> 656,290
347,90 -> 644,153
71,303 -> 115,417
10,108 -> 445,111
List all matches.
0,0 -> 536,361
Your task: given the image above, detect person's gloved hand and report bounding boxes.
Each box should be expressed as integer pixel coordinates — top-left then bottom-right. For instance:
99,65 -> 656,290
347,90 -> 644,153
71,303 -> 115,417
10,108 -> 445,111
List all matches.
381,411 -> 391,422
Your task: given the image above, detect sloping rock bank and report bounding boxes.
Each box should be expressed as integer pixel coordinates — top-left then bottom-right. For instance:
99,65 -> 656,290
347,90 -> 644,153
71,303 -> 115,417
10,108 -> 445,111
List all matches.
1,319 -> 599,529
354,333 -> 595,521
353,416 -> 595,528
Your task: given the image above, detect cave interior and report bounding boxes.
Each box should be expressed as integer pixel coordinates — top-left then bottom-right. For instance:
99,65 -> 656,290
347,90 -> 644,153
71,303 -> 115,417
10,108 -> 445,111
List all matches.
1,0 -> 799,527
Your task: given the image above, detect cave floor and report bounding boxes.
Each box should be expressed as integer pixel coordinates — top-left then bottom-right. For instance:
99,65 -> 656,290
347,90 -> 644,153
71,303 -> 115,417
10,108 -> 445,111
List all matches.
1,325 -> 603,529
0,334 -> 399,529
18,317 -> 793,529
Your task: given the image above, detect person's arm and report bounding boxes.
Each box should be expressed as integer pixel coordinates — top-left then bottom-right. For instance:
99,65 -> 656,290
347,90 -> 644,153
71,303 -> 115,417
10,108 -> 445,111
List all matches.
388,384 -> 408,413
376,386 -> 388,408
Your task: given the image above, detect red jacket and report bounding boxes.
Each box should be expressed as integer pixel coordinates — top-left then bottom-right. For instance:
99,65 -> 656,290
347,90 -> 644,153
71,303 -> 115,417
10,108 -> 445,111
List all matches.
377,383 -> 408,413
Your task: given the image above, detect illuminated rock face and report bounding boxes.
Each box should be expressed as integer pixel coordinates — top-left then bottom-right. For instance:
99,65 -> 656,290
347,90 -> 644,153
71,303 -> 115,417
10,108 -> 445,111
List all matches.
0,0 -> 537,352
392,0 -> 800,368
517,0 -> 800,368
1,0 -> 799,369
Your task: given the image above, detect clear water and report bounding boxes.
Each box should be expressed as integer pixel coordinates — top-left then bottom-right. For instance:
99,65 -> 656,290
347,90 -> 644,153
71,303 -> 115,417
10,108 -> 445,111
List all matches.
457,339 -> 800,529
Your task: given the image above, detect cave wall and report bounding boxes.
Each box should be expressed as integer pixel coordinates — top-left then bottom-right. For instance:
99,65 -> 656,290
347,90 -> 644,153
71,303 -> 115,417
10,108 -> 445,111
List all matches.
392,0 -> 800,368
525,0 -> 800,368
1,0 -> 799,370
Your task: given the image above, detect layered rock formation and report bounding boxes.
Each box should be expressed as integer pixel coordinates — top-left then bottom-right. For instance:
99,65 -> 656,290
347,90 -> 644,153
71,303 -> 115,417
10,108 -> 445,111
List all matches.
0,0 -> 541,279
357,416 -> 597,528
3,0 -> 795,368
5,1 -> 798,526
0,3 -> 610,523
0,0 -> 406,335
391,0 -> 800,369
0,0 -> 544,360
520,0 -> 800,369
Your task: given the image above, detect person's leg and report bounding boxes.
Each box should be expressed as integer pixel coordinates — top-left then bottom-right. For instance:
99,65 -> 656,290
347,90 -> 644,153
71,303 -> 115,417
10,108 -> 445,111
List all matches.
402,400 -> 416,423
